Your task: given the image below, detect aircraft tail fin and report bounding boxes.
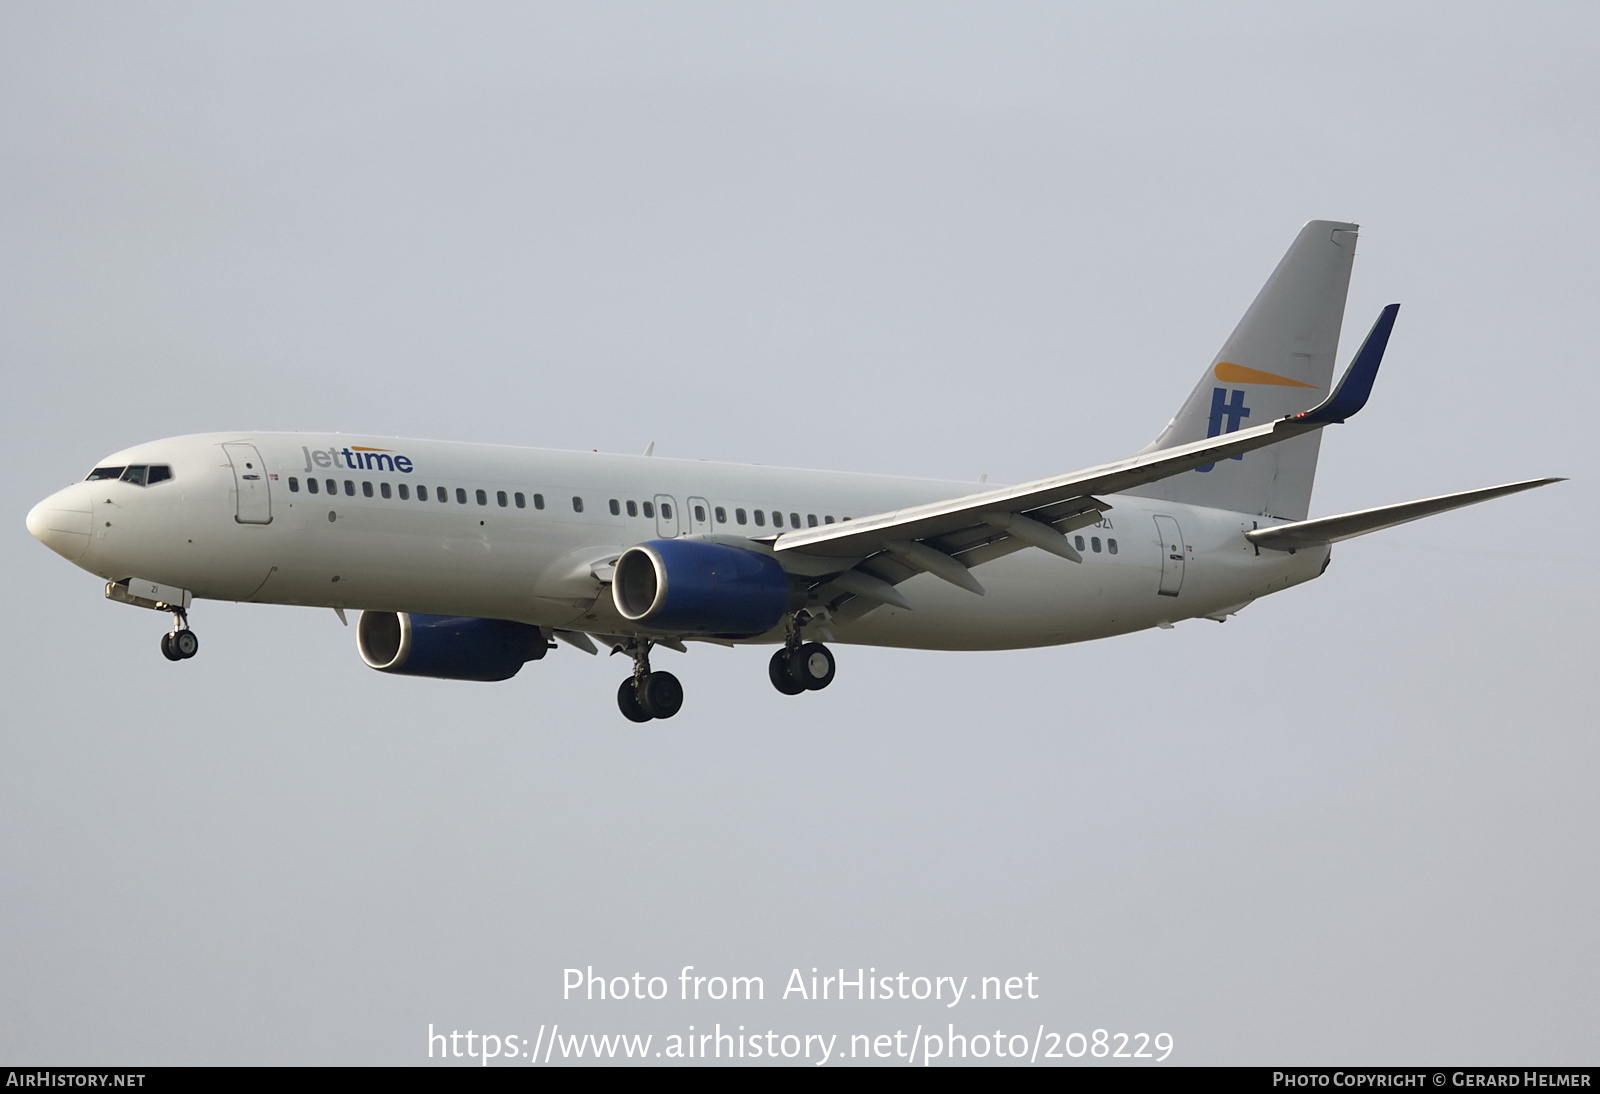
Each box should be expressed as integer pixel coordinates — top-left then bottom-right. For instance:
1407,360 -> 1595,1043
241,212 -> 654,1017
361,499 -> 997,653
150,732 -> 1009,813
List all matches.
1123,220 -> 1359,520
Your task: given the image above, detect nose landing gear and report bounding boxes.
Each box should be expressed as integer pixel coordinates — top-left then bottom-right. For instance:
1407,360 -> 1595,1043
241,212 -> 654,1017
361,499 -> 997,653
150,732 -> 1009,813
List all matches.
614,638 -> 683,722
104,579 -> 199,662
159,609 -> 199,662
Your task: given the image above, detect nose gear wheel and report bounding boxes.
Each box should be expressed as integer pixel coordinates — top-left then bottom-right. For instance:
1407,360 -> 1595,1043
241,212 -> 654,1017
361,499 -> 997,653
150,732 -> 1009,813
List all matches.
159,608 -> 199,661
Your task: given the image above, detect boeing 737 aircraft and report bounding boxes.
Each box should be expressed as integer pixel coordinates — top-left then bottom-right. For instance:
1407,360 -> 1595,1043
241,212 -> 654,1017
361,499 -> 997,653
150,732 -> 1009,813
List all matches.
26,221 -> 1559,721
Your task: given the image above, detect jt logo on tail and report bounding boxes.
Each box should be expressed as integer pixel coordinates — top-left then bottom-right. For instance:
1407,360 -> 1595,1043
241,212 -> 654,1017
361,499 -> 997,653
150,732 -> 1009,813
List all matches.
1197,388 -> 1250,472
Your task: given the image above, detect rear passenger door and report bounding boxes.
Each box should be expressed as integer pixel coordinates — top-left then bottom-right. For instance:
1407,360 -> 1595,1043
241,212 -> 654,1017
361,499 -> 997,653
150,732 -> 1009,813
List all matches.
1154,514 -> 1185,596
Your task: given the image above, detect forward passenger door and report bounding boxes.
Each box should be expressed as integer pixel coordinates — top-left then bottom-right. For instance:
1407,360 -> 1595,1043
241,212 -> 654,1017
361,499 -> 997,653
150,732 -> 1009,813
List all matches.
223,443 -> 272,524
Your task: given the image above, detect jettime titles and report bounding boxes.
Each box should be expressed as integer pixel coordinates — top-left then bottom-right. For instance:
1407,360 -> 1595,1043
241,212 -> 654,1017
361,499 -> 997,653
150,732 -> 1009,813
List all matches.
302,446 -> 414,474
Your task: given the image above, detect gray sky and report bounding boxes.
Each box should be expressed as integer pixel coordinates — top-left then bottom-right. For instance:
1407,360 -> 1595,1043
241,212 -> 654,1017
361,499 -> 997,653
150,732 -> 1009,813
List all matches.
2,1 -> 1595,1066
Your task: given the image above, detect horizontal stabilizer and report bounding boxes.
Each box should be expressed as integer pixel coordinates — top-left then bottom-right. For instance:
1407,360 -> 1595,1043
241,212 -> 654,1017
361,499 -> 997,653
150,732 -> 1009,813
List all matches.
1245,478 -> 1564,551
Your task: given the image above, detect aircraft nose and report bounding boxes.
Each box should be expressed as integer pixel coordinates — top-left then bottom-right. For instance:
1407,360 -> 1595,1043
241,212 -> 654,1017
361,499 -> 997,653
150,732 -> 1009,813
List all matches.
27,483 -> 93,562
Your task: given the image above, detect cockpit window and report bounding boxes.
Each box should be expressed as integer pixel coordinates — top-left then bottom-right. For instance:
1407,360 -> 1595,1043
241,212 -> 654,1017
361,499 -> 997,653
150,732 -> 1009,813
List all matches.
84,464 -> 173,485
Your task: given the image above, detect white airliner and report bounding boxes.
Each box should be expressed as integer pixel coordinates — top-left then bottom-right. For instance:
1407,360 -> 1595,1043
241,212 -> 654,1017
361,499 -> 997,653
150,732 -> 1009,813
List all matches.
27,221 -> 1559,721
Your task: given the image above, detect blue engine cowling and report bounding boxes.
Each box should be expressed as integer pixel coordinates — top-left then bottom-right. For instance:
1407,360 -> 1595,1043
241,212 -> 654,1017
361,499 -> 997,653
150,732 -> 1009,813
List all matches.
612,539 -> 790,636
357,612 -> 548,681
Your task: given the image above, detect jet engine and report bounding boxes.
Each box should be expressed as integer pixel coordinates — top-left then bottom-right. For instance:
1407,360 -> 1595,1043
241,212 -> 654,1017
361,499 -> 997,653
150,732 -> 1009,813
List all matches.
357,612 -> 549,682
612,539 -> 789,636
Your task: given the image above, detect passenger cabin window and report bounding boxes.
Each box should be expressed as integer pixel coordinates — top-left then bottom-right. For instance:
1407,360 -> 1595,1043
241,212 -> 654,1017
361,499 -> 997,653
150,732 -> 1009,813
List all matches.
363,481 -> 374,498
753,510 -> 766,527
476,489 -> 487,506
694,504 -> 706,523
626,500 -> 638,517
456,488 -> 467,504
660,502 -> 671,519
772,511 -> 783,528
533,493 -> 545,510
735,508 -> 747,525
642,501 -> 654,518
1074,535 -> 1085,551
399,484 -> 410,500
344,480 -> 355,496
714,506 -> 726,524
572,496 -> 584,513
380,482 -> 391,499
1091,536 -> 1102,553
824,516 -> 835,524
609,499 -> 621,516
790,512 -> 800,528
514,492 -> 526,508
306,477 -> 319,494
288,477 -> 300,493
497,490 -> 507,507
1107,538 -> 1119,555
325,479 -> 336,495
85,467 -> 125,481
807,514 -> 818,527
436,487 -> 447,502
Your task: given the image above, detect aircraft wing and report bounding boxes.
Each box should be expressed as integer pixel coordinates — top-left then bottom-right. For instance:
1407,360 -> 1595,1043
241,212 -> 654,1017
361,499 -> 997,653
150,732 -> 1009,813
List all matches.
773,305 -> 1399,602
1244,478 -> 1564,551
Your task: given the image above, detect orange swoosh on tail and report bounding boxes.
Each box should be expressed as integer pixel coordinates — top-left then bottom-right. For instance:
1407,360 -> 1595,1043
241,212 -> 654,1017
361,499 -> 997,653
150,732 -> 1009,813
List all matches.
1213,362 -> 1318,388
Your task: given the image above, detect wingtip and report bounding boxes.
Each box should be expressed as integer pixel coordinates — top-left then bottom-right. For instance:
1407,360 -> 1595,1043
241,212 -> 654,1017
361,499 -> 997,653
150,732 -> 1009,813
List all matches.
1290,304 -> 1400,426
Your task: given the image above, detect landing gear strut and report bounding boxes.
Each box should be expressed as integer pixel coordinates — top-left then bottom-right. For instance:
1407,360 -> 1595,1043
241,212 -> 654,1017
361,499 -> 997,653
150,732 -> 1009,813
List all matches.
159,607 -> 199,662
769,613 -> 836,695
614,638 -> 683,722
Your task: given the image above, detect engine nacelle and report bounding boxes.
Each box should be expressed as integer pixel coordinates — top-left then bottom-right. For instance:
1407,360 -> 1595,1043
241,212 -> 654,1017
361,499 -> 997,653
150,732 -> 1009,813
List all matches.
612,539 -> 789,636
357,612 -> 548,682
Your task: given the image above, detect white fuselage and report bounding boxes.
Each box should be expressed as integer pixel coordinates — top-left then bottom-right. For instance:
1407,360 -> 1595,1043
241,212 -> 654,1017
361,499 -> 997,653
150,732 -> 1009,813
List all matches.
29,432 -> 1330,650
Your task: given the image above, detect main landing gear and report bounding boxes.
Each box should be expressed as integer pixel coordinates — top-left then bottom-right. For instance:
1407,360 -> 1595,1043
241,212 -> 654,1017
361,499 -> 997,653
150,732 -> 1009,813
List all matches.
615,638 -> 683,722
769,613 -> 836,696
159,608 -> 199,662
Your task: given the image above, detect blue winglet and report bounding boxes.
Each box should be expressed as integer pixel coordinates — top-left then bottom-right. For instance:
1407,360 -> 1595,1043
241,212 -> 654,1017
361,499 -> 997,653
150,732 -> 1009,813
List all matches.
1292,303 -> 1400,425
